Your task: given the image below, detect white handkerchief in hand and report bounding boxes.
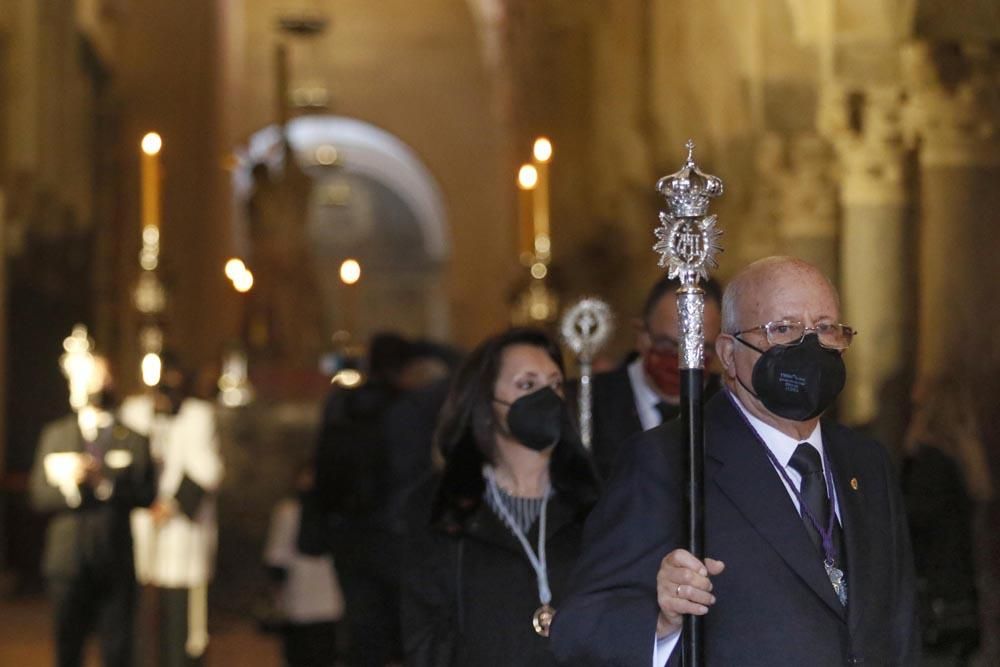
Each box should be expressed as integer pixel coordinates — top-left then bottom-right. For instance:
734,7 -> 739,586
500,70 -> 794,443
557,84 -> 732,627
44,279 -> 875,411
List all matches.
44,452 -> 85,487
104,449 -> 133,469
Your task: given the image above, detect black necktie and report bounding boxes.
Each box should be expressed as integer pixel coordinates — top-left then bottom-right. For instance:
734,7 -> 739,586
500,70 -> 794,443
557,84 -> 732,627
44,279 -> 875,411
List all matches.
654,401 -> 677,425
789,442 -> 834,557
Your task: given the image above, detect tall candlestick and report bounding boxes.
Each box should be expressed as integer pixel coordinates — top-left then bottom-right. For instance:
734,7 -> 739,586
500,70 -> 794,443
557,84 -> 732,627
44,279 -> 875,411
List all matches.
517,164 -> 538,265
532,137 -> 552,261
140,132 -> 162,230
136,132 -> 165,388
340,258 -> 362,338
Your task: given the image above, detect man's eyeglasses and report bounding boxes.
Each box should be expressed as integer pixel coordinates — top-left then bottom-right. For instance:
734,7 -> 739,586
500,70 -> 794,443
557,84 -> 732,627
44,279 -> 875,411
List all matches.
731,320 -> 856,350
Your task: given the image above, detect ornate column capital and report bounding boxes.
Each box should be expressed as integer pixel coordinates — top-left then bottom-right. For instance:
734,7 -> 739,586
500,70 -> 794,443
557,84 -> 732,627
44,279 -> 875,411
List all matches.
818,83 -> 908,206
778,133 -> 838,239
902,41 -> 1000,168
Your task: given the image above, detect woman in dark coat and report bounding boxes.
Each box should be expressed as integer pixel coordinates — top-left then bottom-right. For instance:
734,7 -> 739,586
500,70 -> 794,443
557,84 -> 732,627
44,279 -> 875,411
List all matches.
401,328 -> 601,666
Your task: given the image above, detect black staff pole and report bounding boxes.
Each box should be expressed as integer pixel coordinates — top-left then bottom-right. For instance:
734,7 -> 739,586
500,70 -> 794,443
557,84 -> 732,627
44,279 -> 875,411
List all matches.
653,141 -> 724,667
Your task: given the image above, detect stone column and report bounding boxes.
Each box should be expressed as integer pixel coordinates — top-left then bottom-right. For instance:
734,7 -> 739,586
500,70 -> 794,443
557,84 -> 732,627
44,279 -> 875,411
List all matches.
737,133 -> 784,267
776,133 -> 840,281
903,42 -> 1000,378
0,189 -> 6,482
904,40 -> 1000,664
820,84 -> 909,428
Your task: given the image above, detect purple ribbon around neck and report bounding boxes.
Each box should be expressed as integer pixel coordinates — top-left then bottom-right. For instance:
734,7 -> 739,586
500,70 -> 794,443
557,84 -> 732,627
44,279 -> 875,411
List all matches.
725,391 -> 840,567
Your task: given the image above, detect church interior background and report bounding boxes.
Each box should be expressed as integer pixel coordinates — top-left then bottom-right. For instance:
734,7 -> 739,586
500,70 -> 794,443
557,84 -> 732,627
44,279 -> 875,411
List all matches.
0,0 -> 998,663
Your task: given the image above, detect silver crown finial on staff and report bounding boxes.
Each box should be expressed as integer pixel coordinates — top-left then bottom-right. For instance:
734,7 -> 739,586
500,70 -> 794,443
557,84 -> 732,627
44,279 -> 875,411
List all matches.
653,141 -> 724,370
653,140 -> 724,287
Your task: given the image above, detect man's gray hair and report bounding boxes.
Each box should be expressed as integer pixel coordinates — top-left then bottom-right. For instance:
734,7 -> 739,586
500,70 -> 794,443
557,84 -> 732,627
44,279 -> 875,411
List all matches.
721,276 -> 747,334
721,256 -> 841,334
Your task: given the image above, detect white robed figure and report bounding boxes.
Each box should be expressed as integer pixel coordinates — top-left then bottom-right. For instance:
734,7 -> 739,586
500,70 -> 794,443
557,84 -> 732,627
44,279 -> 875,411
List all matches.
121,357 -> 224,666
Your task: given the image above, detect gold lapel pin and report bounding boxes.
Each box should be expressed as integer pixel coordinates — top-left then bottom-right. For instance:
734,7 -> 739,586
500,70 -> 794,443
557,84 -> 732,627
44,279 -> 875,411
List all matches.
850,477 -> 859,491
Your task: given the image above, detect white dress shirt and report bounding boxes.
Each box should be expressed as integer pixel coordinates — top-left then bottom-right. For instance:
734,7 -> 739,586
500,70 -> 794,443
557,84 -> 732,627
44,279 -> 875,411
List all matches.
652,392 -> 842,666
627,358 -> 673,431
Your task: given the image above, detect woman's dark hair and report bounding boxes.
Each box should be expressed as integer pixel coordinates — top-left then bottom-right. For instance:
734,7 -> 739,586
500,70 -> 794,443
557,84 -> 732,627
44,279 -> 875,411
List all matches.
432,327 -> 600,521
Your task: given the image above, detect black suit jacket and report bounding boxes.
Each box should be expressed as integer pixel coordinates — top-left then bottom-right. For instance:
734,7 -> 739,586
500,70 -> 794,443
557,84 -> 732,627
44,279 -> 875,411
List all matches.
589,366 -> 720,479
589,366 -> 643,478
30,415 -> 156,578
550,392 -> 920,666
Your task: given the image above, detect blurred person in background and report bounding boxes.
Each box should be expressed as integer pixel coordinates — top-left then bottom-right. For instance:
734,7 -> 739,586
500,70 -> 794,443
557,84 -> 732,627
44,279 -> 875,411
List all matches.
588,276 -> 722,477
265,460 -> 345,667
903,375 -> 991,665
306,332 -> 412,666
383,340 -> 463,538
401,327 -> 601,665
31,352 -> 157,667
120,353 -> 224,666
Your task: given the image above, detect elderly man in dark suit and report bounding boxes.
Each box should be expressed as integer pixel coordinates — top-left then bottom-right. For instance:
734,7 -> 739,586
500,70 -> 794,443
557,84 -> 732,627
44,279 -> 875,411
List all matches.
550,256 -> 919,666
588,276 -> 722,477
31,355 -> 156,667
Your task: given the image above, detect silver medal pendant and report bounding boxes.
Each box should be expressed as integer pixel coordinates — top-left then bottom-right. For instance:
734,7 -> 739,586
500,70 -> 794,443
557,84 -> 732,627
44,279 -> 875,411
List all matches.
532,604 -> 556,637
825,559 -> 848,607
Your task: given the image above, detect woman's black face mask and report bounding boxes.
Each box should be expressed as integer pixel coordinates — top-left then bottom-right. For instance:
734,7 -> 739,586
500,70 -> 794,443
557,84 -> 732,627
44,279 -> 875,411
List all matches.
735,334 -> 846,422
494,386 -> 564,451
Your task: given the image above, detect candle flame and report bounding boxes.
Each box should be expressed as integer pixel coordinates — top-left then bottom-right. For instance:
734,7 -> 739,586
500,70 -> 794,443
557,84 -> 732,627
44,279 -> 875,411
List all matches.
141,132 -> 162,156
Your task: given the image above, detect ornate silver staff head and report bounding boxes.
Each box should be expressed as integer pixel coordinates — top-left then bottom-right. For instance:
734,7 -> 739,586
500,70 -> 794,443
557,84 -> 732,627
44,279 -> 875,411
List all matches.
560,298 -> 614,362
560,298 -> 614,451
653,141 -> 724,369
654,140 -> 724,286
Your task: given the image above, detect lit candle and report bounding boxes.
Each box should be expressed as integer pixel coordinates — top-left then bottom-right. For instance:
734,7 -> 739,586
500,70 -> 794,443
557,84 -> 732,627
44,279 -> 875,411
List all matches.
532,137 -> 552,261
140,132 -> 162,230
340,258 -> 361,336
517,164 -> 538,266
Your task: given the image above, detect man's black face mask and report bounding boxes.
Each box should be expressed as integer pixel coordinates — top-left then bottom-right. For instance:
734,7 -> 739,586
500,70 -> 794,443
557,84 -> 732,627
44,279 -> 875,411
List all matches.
735,334 -> 846,422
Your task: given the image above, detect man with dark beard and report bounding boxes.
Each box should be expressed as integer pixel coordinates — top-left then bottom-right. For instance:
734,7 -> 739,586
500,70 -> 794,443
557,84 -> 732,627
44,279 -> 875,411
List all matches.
551,257 -> 919,666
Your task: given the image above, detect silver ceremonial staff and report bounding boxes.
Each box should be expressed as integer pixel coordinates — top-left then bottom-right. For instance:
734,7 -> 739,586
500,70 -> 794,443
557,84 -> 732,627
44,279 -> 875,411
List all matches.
560,298 -> 614,451
653,140 -> 723,667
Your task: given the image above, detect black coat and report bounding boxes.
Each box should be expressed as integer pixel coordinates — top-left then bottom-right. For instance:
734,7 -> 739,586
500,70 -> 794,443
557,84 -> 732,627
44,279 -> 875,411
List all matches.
588,366 -> 720,479
550,392 -> 920,666
30,415 -> 156,579
384,378 -> 451,536
589,366 -> 643,477
402,433 -> 601,667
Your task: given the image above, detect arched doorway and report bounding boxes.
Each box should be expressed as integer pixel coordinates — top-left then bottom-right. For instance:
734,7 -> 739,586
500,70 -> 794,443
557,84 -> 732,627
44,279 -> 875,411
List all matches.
233,114 -> 451,357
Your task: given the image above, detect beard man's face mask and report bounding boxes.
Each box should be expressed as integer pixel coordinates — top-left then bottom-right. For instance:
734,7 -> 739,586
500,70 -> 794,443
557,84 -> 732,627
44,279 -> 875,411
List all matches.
734,333 -> 846,421
494,386 -> 564,451
643,348 -> 681,397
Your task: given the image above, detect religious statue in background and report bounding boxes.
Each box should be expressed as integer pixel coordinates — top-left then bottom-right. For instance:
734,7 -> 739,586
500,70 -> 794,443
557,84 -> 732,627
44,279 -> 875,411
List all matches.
244,141 -> 325,368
